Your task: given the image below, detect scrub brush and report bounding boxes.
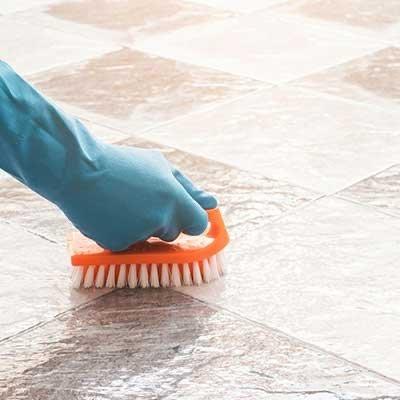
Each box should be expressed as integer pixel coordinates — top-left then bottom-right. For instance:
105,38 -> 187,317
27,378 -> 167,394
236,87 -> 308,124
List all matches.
68,208 -> 229,289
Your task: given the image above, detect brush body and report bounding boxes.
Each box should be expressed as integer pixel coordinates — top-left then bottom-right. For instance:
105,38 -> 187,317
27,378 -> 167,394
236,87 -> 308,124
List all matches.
69,208 -> 229,289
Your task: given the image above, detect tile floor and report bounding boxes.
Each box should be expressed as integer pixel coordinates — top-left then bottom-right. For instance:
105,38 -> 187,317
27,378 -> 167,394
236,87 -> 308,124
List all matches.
1,1 -> 400,399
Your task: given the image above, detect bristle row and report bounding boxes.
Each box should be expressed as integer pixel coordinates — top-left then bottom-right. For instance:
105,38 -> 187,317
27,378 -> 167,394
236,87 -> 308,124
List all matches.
71,252 -> 225,289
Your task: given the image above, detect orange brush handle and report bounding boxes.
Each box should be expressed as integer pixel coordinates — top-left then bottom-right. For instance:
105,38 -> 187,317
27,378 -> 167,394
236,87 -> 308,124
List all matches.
70,208 -> 229,266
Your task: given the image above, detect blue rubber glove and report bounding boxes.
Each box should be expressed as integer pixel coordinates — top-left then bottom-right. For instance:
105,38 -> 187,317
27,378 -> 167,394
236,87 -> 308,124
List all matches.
0,61 -> 217,251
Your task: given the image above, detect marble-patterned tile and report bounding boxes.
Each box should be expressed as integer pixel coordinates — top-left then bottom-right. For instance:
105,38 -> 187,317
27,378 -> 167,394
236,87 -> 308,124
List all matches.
30,48 -> 263,131
136,11 -> 384,83
1,289 -> 400,399
117,137 -> 319,239
0,221 -> 110,341
0,177 -> 72,244
0,0 -> 60,14
0,15 -> 116,76
293,47 -> 400,111
145,86 -> 400,193
339,164 -> 400,218
186,0 -> 286,13
46,0 -> 233,37
276,0 -> 400,43
178,196 -> 400,379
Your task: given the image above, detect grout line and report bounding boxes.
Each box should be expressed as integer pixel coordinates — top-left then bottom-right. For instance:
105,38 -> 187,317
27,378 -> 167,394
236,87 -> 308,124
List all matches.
334,194 -> 400,220
0,289 -> 117,345
0,216 -> 59,245
328,163 -> 399,197
176,290 -> 400,386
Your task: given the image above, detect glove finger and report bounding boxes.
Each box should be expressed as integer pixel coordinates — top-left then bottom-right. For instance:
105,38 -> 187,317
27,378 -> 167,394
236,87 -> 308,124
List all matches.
157,226 -> 181,243
175,183 -> 209,236
172,167 -> 217,210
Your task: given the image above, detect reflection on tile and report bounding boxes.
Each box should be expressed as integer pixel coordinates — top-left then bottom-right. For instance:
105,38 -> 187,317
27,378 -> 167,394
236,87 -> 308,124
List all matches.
145,86 -> 400,192
1,289 -> 400,399
179,196 -> 400,379
47,0 -> 232,35
0,221 -> 109,341
339,164 -> 400,217
280,0 -> 400,30
136,11 -> 384,83
0,15 -> 116,76
294,47 -> 400,111
118,137 -> 318,239
31,48 -> 262,130
0,177 -> 71,244
187,0 -> 286,12
0,0 -> 59,14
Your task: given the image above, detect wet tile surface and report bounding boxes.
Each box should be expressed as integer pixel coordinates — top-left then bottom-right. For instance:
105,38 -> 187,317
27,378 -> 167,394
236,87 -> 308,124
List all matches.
0,0 -> 59,14
0,221 -> 110,341
2,0 -> 400,393
0,15 -> 116,76
47,0 -> 233,36
145,86 -> 400,193
178,196 -> 400,379
0,177 -> 72,244
339,164 -> 400,217
187,0 -> 286,12
2,289 -> 400,400
293,47 -> 400,111
136,11 -> 384,83
31,48 -> 263,131
278,0 -> 400,31
117,137 -> 319,239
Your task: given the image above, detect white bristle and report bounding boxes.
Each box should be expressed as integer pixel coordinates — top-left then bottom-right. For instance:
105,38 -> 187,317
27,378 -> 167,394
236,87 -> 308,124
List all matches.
161,263 -> 170,288
171,263 -> 181,287
202,259 -> 211,283
182,263 -> 192,286
95,265 -> 106,288
71,266 -> 84,289
128,264 -> 137,288
150,263 -> 160,288
106,264 -> 116,288
192,261 -> 202,286
216,251 -> 225,275
139,264 -> 149,288
209,255 -> 220,281
83,265 -> 95,288
117,264 -> 127,288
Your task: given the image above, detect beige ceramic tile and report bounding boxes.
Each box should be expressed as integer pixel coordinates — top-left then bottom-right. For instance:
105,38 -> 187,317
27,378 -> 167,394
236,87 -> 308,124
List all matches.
30,48 -> 263,131
0,176 -> 71,244
276,0 -> 400,43
0,14 -> 116,76
0,0 -> 60,14
1,289 -> 400,399
0,221 -> 110,341
118,137 -> 319,239
46,0 -> 233,37
186,0 -> 286,12
293,47 -> 400,111
136,11 -> 385,83
178,196 -> 400,380
145,86 -> 400,193
339,164 -> 400,218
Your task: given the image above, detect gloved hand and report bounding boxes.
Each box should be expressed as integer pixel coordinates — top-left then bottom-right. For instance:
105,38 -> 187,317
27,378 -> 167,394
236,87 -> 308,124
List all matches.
0,60 -> 217,251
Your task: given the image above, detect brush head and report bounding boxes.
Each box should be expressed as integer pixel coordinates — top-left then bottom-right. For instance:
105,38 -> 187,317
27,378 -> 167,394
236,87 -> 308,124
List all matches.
68,208 -> 229,289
